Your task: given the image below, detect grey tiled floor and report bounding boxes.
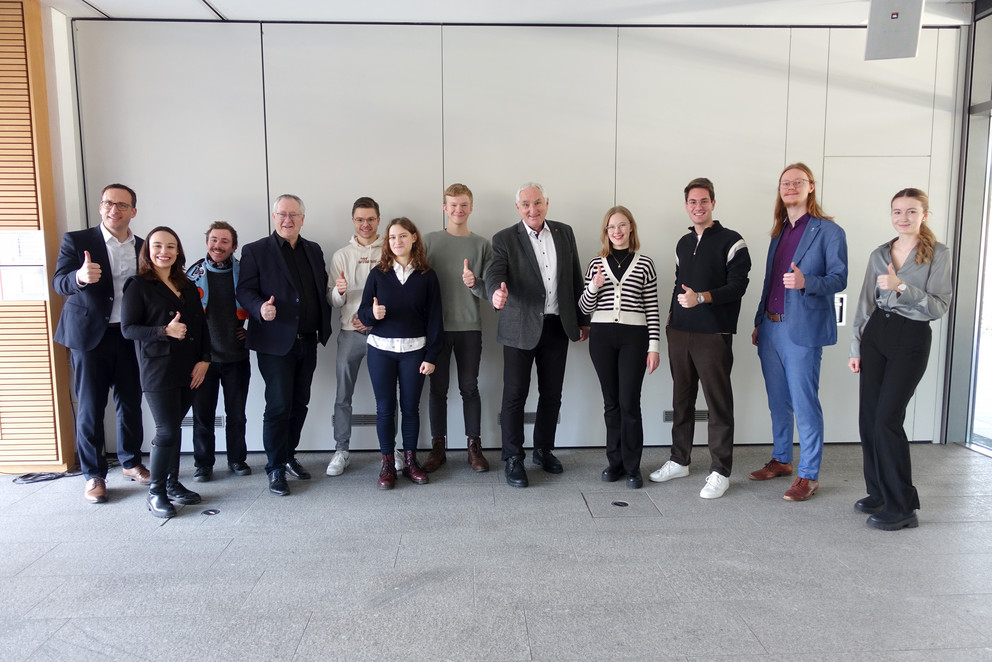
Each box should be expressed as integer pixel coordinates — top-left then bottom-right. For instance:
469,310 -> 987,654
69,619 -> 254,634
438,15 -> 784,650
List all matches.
1,443 -> 991,661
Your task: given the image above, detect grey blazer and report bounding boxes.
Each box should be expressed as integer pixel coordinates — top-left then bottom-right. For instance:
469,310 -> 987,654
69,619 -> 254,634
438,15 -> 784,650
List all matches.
486,219 -> 588,350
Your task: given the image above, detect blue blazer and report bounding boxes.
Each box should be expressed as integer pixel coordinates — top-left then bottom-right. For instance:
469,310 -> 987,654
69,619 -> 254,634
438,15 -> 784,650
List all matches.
753,216 -> 848,347
236,232 -> 332,356
52,225 -> 143,351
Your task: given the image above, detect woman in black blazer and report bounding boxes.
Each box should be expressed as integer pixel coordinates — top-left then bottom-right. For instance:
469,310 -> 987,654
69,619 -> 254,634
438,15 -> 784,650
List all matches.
122,226 -> 210,518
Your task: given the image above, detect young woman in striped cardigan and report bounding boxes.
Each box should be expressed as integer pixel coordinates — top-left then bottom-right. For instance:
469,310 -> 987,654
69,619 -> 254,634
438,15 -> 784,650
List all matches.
579,206 -> 661,488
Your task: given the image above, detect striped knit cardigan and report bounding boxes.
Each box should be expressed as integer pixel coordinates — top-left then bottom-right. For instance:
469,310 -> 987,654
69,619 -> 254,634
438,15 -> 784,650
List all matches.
578,253 -> 661,354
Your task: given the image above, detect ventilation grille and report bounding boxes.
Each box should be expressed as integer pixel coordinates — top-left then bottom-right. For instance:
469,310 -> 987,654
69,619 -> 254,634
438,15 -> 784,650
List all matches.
663,410 -> 709,423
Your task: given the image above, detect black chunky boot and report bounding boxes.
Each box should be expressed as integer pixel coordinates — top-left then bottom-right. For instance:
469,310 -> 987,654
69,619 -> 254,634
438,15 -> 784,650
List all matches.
147,445 -> 176,519
166,444 -> 201,505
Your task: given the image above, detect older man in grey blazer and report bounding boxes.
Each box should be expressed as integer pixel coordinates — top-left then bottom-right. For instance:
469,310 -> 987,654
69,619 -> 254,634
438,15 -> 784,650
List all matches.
486,182 -> 589,488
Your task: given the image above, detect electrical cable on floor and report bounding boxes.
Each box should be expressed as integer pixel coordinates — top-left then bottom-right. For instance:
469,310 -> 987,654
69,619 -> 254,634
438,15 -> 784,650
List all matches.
11,469 -> 81,484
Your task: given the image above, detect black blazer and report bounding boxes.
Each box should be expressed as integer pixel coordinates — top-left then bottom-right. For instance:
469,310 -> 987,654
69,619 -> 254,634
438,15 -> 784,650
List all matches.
52,225 -> 142,351
236,232 -> 332,356
121,275 -> 210,392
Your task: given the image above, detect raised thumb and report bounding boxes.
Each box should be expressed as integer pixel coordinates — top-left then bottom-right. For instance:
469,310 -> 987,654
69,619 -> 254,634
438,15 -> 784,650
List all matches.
266,296 -> 275,305
463,258 -> 470,271
340,270 -> 345,279
790,262 -> 798,271
682,284 -> 688,292
373,297 -> 379,306
172,311 -> 182,323
887,262 -> 896,275
500,282 -> 507,292
83,250 -> 92,263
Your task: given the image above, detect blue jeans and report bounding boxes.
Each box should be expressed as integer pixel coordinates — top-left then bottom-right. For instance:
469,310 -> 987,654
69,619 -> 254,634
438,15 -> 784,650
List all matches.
191,359 -> 250,467
757,320 -> 824,480
367,345 -> 426,455
256,337 -> 318,474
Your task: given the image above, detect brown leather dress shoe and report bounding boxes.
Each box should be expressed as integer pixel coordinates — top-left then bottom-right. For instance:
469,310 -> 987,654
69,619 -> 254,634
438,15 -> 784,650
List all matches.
122,464 -> 151,484
748,459 -> 793,481
84,477 -> 107,503
783,477 -> 819,501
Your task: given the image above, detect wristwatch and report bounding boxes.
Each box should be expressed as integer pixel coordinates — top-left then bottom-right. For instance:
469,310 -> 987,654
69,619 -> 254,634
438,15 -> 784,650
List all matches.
697,293 -> 705,304
897,282 -> 907,293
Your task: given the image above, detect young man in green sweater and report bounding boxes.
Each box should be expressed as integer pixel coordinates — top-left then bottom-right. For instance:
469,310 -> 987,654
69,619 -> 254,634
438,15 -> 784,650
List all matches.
422,183 -> 492,472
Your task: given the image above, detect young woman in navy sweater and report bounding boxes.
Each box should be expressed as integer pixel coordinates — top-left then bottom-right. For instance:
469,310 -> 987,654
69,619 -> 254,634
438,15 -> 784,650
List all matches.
358,217 -> 444,488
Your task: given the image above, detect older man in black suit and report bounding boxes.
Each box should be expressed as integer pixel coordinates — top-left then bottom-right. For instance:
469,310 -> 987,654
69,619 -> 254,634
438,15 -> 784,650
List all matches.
236,194 -> 332,496
52,183 -> 148,503
486,182 -> 589,488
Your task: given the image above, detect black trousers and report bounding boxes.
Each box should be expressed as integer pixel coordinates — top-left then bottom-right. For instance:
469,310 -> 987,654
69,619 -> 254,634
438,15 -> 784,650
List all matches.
500,315 -> 569,461
859,309 -> 930,515
144,387 -> 195,449
256,337 -> 318,475
589,323 -> 648,474
70,326 -> 143,479
666,327 -> 735,477
428,330 -> 483,438
191,358 -> 250,468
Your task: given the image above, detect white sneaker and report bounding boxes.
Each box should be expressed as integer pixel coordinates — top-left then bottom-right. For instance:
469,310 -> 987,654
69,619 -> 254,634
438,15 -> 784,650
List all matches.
394,453 -> 405,471
326,450 -> 350,476
699,471 -> 730,499
649,460 -> 689,483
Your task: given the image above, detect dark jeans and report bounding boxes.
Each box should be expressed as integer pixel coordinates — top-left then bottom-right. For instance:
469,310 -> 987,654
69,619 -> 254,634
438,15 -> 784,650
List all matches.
144,387 -> 195,448
256,337 -> 318,474
667,327 -> 735,477
367,344 -> 427,454
589,323 -> 648,474
859,309 -> 930,515
191,358 -> 250,467
500,315 -> 569,461
428,330 -> 482,438
70,326 -> 143,479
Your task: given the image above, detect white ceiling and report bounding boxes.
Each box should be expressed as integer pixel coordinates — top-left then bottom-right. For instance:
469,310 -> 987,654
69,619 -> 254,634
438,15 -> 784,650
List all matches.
41,0 -> 975,27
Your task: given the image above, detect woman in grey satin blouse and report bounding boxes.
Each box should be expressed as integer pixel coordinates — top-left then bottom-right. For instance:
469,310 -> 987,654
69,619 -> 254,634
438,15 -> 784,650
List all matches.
848,188 -> 951,531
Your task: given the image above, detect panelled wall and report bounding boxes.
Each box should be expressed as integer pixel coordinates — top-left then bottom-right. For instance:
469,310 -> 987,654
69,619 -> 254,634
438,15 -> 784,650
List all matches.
69,21 -> 963,453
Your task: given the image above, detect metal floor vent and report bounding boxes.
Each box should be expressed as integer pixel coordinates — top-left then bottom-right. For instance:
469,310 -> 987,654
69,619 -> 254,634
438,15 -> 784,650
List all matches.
663,410 -> 709,423
497,412 -> 560,425
181,415 -> 225,428
333,415 -> 377,426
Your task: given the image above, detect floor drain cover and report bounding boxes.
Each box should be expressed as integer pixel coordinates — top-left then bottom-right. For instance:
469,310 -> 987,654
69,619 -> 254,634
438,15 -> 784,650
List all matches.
201,509 -> 220,516
611,501 -> 629,507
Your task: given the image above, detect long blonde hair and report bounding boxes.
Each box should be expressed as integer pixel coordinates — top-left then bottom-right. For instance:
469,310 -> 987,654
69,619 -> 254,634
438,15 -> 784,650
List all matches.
892,188 -> 937,264
771,162 -> 834,238
598,205 -> 640,257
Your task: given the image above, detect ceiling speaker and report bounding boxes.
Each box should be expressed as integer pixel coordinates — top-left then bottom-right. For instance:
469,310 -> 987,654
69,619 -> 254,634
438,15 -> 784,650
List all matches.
865,0 -> 925,61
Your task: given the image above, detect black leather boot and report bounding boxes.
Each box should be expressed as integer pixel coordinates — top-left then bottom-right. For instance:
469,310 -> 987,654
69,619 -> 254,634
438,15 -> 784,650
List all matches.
166,444 -> 201,505
147,445 -> 176,519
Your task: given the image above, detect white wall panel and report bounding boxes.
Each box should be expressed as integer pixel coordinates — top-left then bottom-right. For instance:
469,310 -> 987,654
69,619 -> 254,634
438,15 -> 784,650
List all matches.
785,28 -> 829,169
616,27 -> 792,445
74,21 -> 270,452
824,29 -> 939,157
441,26 -> 618,449
262,23 -> 443,451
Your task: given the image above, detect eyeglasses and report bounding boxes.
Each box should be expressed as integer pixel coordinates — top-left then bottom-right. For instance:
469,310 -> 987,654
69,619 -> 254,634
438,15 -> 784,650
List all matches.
606,223 -> 630,233
353,216 -> 378,224
100,201 -> 133,211
274,212 -> 302,220
779,179 -> 810,189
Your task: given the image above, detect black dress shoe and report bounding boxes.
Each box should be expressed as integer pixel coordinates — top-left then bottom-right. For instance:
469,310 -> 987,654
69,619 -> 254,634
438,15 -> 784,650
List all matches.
268,469 -> 290,496
867,510 -> 918,531
228,461 -> 252,476
505,457 -> 529,488
855,495 -> 884,514
626,472 -> 643,489
601,465 -> 624,482
532,449 -> 563,474
285,458 -> 311,480
193,466 -> 212,482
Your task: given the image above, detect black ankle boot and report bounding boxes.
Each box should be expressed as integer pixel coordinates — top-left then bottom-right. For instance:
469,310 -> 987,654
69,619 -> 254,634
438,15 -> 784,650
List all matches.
166,444 -> 201,505
147,445 -> 176,519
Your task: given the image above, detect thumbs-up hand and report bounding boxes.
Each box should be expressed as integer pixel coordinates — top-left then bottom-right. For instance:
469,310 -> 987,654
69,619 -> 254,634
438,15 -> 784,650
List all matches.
592,263 -> 606,289
462,259 -> 476,288
783,261 -> 805,290
372,296 -> 386,320
77,249 -> 102,285
492,282 -> 508,310
877,262 -> 902,291
335,270 -> 348,295
260,295 -> 276,321
165,311 -> 187,339
677,283 -> 700,308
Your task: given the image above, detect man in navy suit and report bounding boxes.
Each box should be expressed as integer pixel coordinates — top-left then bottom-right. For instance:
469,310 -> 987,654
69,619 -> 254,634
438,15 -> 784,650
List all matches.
236,194 -> 332,496
52,183 -> 148,503
486,182 -> 589,488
